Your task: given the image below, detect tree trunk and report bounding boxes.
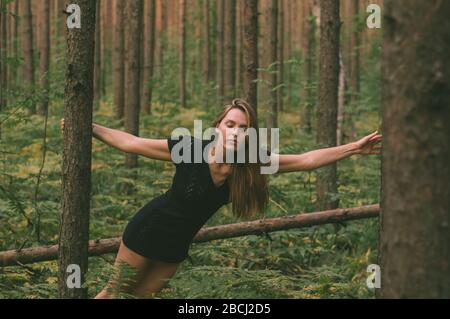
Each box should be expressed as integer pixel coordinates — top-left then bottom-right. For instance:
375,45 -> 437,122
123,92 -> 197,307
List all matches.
0,0 -> 7,104
179,0 -> 186,108
59,0 -> 96,299
113,0 -> 124,120
37,0 -> 50,116
0,0 -> 6,138
379,0 -> 450,299
203,0 -> 212,84
141,0 -> 156,114
216,0 -> 225,103
336,50 -> 346,146
224,0 -> 236,102
316,0 -> 339,212
20,0 -> 35,115
5,0 -> 19,89
243,0 -> 259,115
266,0 -> 278,130
235,1 -> 244,98
124,0 -> 143,175
342,0 -> 360,143
100,0 -> 112,97
300,0 -> 316,133
93,0 -> 101,107
202,0 -> 212,106
277,0 -> 284,112
161,0 -> 168,82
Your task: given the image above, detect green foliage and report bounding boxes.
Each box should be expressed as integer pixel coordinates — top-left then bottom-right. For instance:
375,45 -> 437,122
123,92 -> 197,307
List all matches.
0,18 -> 382,299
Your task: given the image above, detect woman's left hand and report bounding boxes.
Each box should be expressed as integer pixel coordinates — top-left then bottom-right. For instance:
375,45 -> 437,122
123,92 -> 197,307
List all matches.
353,131 -> 383,155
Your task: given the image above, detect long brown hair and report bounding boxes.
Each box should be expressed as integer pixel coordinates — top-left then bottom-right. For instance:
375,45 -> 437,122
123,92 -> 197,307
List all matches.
212,99 -> 269,219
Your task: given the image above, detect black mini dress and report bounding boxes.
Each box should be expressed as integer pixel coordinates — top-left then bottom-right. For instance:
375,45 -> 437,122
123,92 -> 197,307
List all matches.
122,136 -> 230,263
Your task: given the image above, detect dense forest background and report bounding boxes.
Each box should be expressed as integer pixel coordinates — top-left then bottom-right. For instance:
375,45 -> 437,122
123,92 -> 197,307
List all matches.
1,0 -> 385,298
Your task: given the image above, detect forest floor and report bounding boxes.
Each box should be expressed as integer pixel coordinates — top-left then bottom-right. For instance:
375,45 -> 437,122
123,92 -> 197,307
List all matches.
0,98 -> 381,299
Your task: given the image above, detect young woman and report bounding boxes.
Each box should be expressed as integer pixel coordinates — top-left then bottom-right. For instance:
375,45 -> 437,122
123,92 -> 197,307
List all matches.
61,99 -> 382,298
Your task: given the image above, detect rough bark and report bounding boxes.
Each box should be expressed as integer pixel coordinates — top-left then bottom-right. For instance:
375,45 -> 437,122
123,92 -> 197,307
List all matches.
59,0 -> 96,299
379,0 -> 450,299
316,0 -> 340,211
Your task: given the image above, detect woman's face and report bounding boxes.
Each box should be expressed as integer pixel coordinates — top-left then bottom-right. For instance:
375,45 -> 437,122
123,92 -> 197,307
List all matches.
216,108 -> 249,152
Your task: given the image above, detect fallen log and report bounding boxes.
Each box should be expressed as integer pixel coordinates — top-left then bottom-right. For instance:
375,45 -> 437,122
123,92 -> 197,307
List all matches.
0,205 -> 379,267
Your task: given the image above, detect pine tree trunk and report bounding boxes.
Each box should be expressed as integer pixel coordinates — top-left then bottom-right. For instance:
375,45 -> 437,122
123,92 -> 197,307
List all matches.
37,0 -> 50,116
300,0 -> 316,133
316,0 -> 340,212
10,0 -> 19,88
266,0 -> 278,130
113,0 -> 124,120
20,0 -> 35,114
277,0 -> 284,112
93,0 -> 101,107
243,0 -> 259,115
141,0 -> 156,114
203,0 -> 211,83
58,0 -> 96,299
224,0 -> 236,102
235,1 -> 244,98
158,0 -> 167,82
336,50 -> 346,146
379,0 -> 450,299
216,0 -> 225,103
0,0 -> 6,137
124,0 -> 143,175
179,0 -> 186,108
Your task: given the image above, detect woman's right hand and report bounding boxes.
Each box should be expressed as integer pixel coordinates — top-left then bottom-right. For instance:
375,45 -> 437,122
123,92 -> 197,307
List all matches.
60,118 -> 64,132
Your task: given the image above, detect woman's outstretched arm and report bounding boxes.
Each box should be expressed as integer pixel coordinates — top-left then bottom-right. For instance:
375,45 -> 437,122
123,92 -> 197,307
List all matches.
276,131 -> 382,173
93,123 -> 172,161
60,119 -> 171,161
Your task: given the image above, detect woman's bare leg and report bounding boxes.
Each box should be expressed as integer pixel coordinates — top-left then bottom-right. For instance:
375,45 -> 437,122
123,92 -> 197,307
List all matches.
95,240 -> 151,299
133,260 -> 180,298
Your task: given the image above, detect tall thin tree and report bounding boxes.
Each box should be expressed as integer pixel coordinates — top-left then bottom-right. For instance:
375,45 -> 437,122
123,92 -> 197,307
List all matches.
316,0 -> 340,211
179,0 -> 186,107
223,0 -> 236,102
300,0 -> 317,133
113,0 -> 124,120
243,0 -> 259,114
20,0 -> 35,115
277,0 -> 284,112
124,0 -> 143,172
266,0 -> 278,130
141,0 -> 156,113
93,0 -> 101,107
216,0 -> 225,103
0,0 -> 6,137
203,0 -> 212,85
37,0 -> 50,116
58,0 -> 96,299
